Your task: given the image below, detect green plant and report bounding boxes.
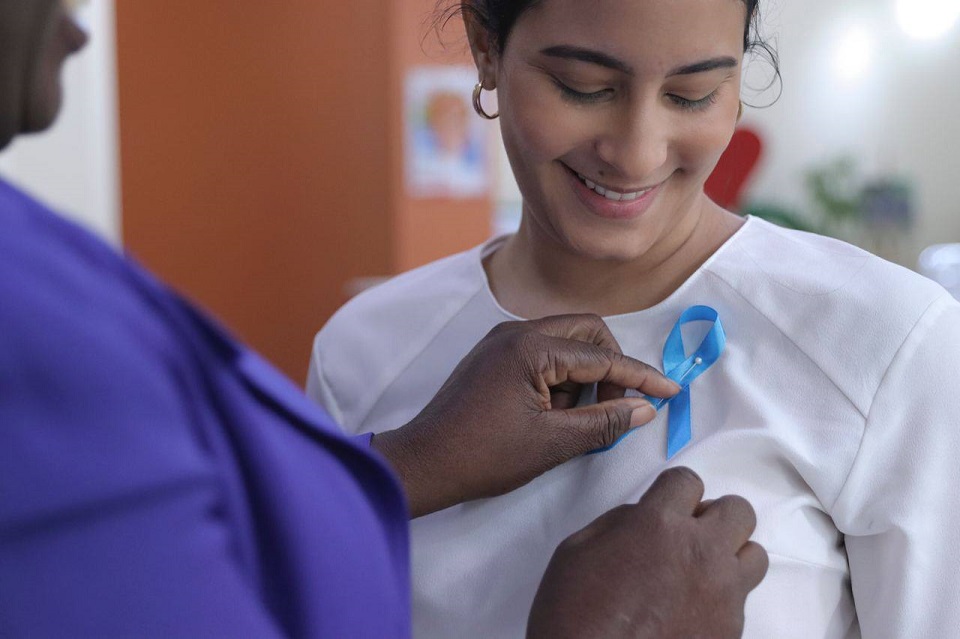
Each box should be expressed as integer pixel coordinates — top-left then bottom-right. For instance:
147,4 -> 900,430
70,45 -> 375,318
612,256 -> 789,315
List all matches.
805,156 -> 863,234
741,156 -> 869,238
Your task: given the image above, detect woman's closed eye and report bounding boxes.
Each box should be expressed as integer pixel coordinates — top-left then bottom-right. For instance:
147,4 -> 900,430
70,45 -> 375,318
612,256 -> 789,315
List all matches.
552,77 -> 615,104
667,90 -> 720,112
552,76 -> 723,112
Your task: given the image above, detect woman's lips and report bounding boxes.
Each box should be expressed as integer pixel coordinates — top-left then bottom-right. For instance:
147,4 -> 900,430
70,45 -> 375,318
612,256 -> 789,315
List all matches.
577,173 -> 655,201
565,164 -> 664,220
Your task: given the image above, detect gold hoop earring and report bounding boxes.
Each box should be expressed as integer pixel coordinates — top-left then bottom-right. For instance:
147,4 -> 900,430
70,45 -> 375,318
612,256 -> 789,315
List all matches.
473,83 -> 499,120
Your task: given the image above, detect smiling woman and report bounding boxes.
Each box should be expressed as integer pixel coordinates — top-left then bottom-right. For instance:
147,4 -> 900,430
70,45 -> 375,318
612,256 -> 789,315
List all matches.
307,1 -> 960,637
456,0 -> 775,315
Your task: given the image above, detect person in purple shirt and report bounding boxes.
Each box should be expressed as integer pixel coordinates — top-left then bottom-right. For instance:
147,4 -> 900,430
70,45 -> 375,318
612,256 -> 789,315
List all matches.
0,2 -> 767,637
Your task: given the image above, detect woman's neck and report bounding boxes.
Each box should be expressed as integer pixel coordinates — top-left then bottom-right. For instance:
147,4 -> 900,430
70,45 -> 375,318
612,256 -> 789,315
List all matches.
485,197 -> 743,319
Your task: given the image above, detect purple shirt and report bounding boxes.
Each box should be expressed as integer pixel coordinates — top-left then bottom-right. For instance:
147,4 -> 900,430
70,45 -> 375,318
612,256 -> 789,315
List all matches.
0,179 -> 411,637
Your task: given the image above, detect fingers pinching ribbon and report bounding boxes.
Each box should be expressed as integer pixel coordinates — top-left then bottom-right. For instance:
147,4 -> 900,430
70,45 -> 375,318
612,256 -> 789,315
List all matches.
590,305 -> 726,458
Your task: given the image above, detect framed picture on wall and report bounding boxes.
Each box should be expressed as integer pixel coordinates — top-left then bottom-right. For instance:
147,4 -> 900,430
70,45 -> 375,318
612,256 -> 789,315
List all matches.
404,65 -> 489,199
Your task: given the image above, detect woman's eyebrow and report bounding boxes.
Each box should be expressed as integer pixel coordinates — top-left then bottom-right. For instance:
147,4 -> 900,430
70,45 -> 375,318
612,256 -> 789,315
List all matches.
540,46 -> 738,78
540,46 -> 634,74
667,57 -> 738,77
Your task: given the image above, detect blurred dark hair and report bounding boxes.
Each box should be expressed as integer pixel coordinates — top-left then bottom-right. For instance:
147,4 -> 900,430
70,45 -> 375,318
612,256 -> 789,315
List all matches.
432,0 -> 780,87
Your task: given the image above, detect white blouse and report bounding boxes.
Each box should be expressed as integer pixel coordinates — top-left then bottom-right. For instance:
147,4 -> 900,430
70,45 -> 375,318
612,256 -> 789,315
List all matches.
308,217 -> 960,639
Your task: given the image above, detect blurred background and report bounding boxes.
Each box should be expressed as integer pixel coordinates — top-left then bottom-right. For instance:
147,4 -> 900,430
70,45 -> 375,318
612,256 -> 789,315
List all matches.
2,0 -> 958,382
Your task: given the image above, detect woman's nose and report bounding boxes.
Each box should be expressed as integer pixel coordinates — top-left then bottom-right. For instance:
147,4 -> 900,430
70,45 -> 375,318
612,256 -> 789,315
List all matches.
594,103 -> 669,182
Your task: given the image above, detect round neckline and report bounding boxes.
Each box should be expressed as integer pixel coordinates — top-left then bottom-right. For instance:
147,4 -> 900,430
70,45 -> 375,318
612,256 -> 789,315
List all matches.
475,215 -> 757,323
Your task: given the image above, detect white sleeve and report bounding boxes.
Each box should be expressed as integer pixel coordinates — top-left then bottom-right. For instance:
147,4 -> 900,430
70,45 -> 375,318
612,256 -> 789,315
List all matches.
305,332 -> 346,429
831,294 -> 960,637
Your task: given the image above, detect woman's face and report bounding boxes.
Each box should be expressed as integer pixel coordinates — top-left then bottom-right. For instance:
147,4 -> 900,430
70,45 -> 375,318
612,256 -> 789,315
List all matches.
481,0 -> 746,261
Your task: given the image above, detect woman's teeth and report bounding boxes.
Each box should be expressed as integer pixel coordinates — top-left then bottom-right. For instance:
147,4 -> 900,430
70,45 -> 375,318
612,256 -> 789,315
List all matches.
577,173 -> 649,202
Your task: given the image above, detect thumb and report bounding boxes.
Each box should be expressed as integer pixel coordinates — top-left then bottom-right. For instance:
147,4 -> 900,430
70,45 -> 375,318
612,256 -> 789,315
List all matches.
546,397 -> 658,456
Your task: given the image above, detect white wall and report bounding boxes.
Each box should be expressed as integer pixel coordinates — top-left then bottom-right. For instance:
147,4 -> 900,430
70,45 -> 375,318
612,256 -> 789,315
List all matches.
743,0 -> 960,265
0,0 -> 120,245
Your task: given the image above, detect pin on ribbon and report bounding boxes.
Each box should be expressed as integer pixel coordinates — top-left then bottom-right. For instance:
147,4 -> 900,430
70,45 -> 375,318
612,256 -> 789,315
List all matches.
589,305 -> 726,458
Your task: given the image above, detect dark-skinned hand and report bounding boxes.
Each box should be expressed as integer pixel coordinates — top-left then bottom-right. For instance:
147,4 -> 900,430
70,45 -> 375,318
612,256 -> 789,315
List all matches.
371,314 -> 680,518
528,467 -> 769,639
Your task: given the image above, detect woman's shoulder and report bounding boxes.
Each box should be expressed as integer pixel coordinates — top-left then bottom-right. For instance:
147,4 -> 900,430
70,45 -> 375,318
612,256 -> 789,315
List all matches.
714,217 -> 946,317
308,241 -> 494,420
319,242 -> 488,344
706,217 -> 955,411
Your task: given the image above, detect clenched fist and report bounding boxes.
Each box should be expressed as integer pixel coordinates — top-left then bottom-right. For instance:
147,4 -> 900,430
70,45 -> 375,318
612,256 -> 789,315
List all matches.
529,467 -> 768,638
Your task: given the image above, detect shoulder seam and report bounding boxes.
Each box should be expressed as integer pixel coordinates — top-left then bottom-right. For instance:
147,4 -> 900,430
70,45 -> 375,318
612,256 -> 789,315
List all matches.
314,347 -> 345,426
828,292 -> 952,512
702,269 -> 867,418
353,279 -> 489,430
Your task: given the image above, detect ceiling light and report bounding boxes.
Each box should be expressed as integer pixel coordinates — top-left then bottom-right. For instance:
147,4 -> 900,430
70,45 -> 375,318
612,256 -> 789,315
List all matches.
897,0 -> 960,40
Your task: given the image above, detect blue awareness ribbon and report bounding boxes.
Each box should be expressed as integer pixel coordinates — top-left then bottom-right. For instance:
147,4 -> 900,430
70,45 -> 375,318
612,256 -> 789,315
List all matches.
589,305 -> 725,458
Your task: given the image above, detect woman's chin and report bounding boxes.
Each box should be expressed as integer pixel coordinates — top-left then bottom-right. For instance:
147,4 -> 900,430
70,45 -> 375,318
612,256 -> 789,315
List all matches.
558,231 -> 657,264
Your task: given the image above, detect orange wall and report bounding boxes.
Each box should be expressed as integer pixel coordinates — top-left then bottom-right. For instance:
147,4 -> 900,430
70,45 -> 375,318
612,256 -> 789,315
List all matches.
389,0 -> 493,271
117,1 -> 491,381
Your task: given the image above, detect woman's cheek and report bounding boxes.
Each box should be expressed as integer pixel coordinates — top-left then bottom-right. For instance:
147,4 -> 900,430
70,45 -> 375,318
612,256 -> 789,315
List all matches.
507,83 -> 591,161
510,113 -> 560,166
676,115 -> 738,180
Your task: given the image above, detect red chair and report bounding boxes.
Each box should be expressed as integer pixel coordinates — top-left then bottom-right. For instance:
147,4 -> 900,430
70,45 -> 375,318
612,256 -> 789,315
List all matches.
705,127 -> 763,211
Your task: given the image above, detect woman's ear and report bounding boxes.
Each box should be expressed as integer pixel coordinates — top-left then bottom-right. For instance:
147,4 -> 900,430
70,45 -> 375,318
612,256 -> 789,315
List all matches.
463,10 -> 499,89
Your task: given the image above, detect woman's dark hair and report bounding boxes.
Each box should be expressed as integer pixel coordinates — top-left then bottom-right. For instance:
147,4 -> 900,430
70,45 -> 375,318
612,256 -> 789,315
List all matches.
433,0 -> 780,85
